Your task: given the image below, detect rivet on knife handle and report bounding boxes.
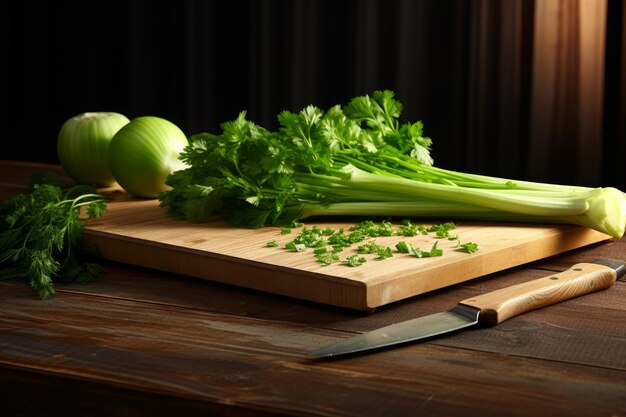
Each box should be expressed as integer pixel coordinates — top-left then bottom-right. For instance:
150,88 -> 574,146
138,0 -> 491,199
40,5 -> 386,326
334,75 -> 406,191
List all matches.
459,262 -> 618,326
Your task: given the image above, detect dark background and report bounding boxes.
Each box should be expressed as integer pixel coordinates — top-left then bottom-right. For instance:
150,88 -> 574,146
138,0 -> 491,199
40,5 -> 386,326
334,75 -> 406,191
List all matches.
2,0 -> 625,189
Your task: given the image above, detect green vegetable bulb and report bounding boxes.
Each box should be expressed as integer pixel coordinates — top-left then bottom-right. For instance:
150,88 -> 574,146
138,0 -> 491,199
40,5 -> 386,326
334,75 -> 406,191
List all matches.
109,116 -> 189,198
57,112 -> 130,186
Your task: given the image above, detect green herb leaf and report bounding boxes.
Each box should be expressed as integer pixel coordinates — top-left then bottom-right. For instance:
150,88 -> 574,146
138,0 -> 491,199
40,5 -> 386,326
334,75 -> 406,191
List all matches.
315,251 -> 340,265
343,254 -> 367,267
410,241 -> 443,258
0,172 -> 108,299
458,242 -> 479,253
395,241 -> 412,253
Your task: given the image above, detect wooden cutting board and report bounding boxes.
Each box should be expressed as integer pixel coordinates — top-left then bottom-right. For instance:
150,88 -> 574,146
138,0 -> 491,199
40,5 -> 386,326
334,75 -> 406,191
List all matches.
82,190 -> 612,311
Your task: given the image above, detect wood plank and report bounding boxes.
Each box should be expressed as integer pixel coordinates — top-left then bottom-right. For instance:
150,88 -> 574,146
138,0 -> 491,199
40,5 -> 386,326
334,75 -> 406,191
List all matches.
0,368 -> 275,417
2,275 -> 625,370
81,191 -> 612,311
0,287 -> 624,417
3,242 -> 623,337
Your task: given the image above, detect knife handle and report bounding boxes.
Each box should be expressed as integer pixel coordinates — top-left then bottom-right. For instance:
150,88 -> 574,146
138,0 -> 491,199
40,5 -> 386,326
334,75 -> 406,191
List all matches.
459,263 -> 617,326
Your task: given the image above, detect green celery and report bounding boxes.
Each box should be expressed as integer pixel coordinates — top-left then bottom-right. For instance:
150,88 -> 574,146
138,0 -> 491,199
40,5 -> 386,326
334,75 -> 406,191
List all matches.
159,90 -> 626,238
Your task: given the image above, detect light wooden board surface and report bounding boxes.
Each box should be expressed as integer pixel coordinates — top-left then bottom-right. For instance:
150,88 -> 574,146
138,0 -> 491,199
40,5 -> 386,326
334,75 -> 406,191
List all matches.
82,190 -> 613,310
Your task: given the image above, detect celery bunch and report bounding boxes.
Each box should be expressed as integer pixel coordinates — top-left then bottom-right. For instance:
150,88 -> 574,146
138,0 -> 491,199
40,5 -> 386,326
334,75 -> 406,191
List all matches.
159,90 -> 625,238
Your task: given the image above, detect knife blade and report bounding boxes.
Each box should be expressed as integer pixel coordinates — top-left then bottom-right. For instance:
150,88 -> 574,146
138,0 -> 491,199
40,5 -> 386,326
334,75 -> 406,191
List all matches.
309,259 -> 626,360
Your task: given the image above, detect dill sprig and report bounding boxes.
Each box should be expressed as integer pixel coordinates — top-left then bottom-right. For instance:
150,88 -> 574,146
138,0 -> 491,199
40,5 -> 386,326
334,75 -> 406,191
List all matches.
0,172 -> 107,299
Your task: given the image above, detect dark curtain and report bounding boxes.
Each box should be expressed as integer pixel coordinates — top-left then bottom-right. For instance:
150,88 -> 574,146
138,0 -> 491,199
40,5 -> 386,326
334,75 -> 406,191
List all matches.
2,0 -> 624,189
603,0 -> 626,190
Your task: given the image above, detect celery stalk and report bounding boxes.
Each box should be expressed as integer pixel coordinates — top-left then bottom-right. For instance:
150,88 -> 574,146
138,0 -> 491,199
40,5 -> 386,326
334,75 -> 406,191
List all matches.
159,90 -> 626,238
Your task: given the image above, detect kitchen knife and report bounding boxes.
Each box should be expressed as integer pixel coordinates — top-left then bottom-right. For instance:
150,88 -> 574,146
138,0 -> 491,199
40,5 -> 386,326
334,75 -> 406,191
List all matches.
309,259 -> 626,360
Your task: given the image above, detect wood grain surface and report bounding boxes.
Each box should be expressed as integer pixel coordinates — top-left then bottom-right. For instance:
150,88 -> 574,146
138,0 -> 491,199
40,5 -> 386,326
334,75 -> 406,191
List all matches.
81,187 -> 611,310
1,161 -> 625,417
461,262 -> 618,325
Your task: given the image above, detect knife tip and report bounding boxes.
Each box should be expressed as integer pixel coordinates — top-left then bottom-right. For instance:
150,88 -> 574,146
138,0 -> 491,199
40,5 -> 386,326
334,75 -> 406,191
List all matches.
307,351 -> 334,360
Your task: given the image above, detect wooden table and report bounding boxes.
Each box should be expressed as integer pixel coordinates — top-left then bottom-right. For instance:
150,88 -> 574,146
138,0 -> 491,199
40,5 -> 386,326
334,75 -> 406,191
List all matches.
1,160 -> 625,417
